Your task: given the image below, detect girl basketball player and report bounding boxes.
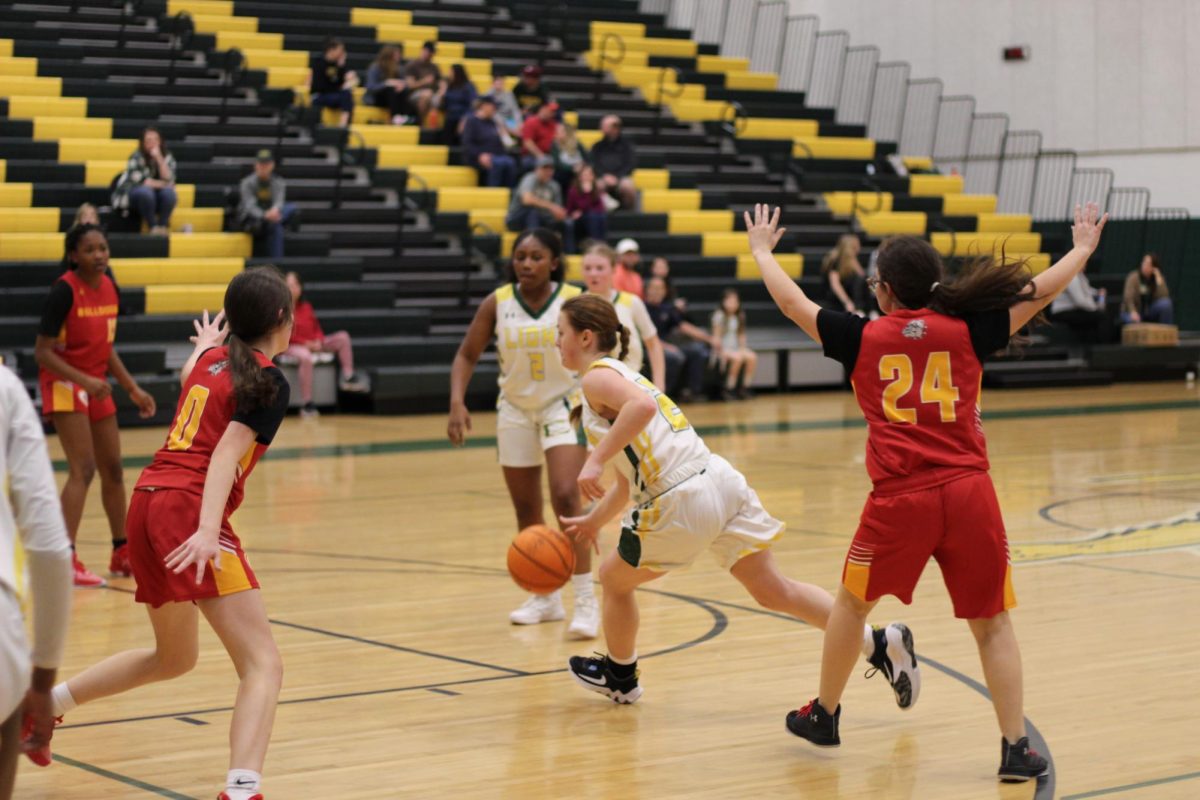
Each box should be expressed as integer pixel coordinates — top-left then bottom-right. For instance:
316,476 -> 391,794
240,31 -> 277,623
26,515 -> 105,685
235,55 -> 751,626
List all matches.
25,268 -> 294,800
556,294 -> 918,709
35,224 -> 157,587
448,228 -> 597,638
580,243 -> 666,389
748,202 -> 1106,781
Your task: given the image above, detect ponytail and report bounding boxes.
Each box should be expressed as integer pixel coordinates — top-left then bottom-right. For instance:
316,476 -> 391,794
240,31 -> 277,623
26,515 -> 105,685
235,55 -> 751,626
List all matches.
227,332 -> 279,410
616,324 -> 630,363
223,266 -> 293,411
561,294 -> 628,360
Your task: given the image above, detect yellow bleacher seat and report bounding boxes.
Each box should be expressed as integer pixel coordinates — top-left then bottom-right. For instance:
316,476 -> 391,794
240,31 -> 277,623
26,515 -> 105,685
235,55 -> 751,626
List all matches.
0,40 -> 13,58
856,211 -> 926,237
702,232 -> 753,257
167,0 -> 233,15
175,184 -> 196,208
375,23 -> 439,42
641,189 -> 701,213
7,96 -> 87,118
266,67 -> 310,89
794,136 -> 875,160
1022,253 -> 1051,274
34,117 -> 112,140
215,31 -> 283,51
59,139 -> 136,162
242,49 -> 307,69
620,38 -> 697,57
0,56 -> 39,78
564,254 -> 584,282
642,82 -> 706,104
562,111 -> 579,128
0,208 -> 60,233
436,187 -> 509,212
577,130 -> 603,149
144,285 -> 228,314
352,125 -> 422,147
408,165 -> 478,189
824,191 -> 893,216
668,99 -> 733,122
632,169 -> 669,191
737,253 -> 802,279
726,72 -> 777,91
0,76 -> 62,98
468,208 -> 505,231
0,233 -> 63,260
84,160 -> 127,187
321,105 -> 388,126
901,156 -> 934,171
350,7 -> 413,26
584,50 -> 648,70
976,213 -> 1032,233
611,65 -> 679,89
929,231 -> 1041,257
191,13 -> 257,34
170,208 -> 224,233
169,233 -> 251,258
942,193 -> 997,215
0,161 -> 5,182
909,174 -> 964,196
590,21 -> 646,38
111,257 -> 244,286
374,144 -> 449,168
738,117 -> 820,140
668,210 -> 733,235
501,231 -> 517,257
0,183 -> 33,207
697,55 -> 750,73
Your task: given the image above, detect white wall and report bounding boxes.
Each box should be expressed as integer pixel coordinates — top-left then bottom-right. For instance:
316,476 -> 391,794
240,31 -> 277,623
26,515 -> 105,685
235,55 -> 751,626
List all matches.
785,0 -> 1200,212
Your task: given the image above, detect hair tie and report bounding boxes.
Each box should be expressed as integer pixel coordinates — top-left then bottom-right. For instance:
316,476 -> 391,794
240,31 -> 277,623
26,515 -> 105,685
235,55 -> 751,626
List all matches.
930,281 -> 941,292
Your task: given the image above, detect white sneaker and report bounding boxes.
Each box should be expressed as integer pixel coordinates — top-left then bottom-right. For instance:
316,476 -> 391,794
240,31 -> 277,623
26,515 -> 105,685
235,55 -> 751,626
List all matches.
509,591 -> 565,625
567,594 -> 599,640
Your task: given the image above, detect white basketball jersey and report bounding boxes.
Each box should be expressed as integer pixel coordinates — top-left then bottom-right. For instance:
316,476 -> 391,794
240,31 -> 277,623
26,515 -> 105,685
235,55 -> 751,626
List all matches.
581,358 -> 710,503
494,282 -> 582,411
608,290 -> 654,372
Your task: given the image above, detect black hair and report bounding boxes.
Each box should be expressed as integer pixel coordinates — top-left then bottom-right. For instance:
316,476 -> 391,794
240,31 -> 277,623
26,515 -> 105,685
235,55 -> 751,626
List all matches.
139,126 -> 170,158
507,227 -> 565,284
449,64 -> 469,87
324,37 -> 343,52
224,266 -> 294,411
62,224 -> 107,272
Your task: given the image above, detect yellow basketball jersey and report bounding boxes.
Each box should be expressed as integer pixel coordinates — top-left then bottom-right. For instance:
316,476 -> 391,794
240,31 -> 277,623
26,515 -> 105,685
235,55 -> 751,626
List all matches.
494,282 -> 582,411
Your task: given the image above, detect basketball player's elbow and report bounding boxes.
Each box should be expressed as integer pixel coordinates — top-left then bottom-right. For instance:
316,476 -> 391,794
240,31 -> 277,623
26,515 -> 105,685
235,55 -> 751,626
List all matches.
628,395 -> 658,425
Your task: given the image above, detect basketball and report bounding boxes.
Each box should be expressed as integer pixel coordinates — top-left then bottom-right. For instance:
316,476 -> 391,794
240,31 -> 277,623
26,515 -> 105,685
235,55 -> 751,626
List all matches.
506,525 -> 576,594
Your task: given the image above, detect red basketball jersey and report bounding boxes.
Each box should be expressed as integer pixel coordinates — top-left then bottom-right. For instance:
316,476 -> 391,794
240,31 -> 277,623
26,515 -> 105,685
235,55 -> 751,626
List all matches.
849,308 -> 994,493
136,347 -> 288,516
39,270 -> 118,379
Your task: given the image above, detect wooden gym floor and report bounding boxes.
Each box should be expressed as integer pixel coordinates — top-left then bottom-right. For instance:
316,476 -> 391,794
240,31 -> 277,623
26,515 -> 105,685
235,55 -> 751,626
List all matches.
15,381 -> 1200,799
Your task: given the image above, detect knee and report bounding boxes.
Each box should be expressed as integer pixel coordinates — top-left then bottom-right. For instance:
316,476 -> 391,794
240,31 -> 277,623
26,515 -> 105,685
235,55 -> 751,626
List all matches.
970,611 -> 1010,645
155,644 -> 198,680
69,459 -> 97,486
745,579 -> 786,612
548,482 -> 579,516
96,459 -> 124,487
598,559 -> 629,592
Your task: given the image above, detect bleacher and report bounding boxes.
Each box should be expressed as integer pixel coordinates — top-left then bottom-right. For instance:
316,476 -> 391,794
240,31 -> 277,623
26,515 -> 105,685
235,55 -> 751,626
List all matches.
1,0 -> 1195,419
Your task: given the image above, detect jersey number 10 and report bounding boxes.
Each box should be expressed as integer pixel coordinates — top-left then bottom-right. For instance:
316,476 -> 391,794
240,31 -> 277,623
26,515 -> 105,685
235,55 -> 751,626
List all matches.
878,351 -> 960,423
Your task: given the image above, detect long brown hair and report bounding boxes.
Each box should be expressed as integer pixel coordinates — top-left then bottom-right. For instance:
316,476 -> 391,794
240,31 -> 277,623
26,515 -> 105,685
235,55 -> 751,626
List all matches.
373,45 -> 401,80
875,236 -> 1040,321
224,266 -> 293,411
562,294 -> 631,427
822,234 -> 861,279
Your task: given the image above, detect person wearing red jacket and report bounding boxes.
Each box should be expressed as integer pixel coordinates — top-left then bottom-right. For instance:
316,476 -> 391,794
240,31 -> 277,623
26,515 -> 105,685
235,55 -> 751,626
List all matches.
284,272 -> 366,417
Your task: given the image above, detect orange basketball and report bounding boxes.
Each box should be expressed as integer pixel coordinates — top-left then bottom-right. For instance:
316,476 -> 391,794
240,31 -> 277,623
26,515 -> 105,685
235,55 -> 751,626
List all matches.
507,525 -> 576,594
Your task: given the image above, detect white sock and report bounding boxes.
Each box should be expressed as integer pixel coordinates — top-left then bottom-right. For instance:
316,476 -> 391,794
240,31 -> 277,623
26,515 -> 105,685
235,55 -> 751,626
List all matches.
861,624 -> 876,658
570,572 -> 594,600
225,769 -> 261,800
51,683 -> 77,718
608,651 -> 637,666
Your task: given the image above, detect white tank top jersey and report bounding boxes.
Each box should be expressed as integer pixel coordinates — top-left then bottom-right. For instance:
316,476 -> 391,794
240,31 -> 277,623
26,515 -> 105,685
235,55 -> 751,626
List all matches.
581,357 -> 710,504
493,281 -> 583,411
608,290 -> 658,372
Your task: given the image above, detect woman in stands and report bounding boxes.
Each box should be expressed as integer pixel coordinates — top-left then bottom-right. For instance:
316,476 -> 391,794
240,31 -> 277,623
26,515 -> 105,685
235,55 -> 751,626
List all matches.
440,64 -> 478,144
447,228 -> 598,639
35,224 -> 156,586
112,127 -> 177,235
364,44 -> 410,125
26,268 -> 295,800
750,202 -> 1106,781
820,234 -> 868,315
579,243 -> 665,389
283,272 -> 368,418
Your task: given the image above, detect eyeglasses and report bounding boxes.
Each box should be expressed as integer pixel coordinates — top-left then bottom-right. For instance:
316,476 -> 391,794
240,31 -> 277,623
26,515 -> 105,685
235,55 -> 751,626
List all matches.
866,276 -> 881,291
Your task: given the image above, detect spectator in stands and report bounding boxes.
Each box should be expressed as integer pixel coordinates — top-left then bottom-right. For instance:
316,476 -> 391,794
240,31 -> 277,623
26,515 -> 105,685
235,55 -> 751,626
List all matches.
506,156 -> 568,243
364,44 -> 411,125
238,150 -> 299,260
73,204 -> 101,228
566,165 -> 607,249
1048,272 -> 1112,343
591,114 -> 638,210
1122,253 -> 1174,325
461,96 -> 517,188
310,37 -> 358,128
552,123 -> 587,193
513,64 -> 550,113
440,64 -> 477,144
644,276 -> 714,402
284,272 -> 368,418
711,288 -> 757,400
404,41 -> 444,125
613,238 -> 644,298
650,256 -> 671,281
112,127 -> 177,235
489,75 -> 523,139
820,234 -> 868,314
520,101 -> 560,169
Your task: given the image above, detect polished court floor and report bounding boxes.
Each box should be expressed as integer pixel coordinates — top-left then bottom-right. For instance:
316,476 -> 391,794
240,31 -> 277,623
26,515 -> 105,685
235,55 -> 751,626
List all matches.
15,381 -> 1200,799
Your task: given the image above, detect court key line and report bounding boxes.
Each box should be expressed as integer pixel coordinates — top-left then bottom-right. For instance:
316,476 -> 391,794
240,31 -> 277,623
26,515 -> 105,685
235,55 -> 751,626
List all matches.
51,397 -> 1200,472
1061,770 -> 1200,799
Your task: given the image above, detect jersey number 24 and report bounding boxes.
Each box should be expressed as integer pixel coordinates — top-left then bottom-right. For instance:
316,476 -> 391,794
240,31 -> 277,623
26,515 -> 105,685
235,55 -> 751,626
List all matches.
878,352 -> 960,423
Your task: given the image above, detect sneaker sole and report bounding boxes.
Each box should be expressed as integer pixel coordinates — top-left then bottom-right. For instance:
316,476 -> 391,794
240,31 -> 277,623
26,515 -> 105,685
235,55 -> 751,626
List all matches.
999,767 -> 1050,783
885,623 -> 920,710
783,720 -> 840,747
565,623 -> 598,640
568,669 -> 642,704
509,612 -> 565,625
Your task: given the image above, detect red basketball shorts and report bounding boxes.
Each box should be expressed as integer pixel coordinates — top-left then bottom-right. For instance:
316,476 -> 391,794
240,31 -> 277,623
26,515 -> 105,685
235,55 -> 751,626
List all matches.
127,488 -> 259,608
842,471 -> 1016,619
40,375 -> 116,422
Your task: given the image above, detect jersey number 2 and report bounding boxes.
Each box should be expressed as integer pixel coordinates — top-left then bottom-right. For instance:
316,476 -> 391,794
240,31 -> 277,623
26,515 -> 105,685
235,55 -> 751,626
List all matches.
879,352 -> 959,423
166,385 -> 210,451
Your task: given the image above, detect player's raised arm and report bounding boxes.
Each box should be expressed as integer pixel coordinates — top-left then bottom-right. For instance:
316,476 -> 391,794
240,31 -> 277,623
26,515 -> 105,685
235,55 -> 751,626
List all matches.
1009,202 -> 1107,334
745,204 -> 823,342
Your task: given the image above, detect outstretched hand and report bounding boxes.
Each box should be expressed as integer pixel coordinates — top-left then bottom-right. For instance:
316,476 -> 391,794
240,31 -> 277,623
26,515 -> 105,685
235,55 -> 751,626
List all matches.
1071,202 -> 1108,254
190,309 -> 228,350
744,203 -> 786,254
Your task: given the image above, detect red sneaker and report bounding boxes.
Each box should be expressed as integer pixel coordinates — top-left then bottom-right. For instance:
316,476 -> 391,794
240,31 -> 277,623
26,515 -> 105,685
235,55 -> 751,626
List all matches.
109,543 -> 132,577
217,794 -> 264,800
73,554 -> 106,588
20,711 -> 62,767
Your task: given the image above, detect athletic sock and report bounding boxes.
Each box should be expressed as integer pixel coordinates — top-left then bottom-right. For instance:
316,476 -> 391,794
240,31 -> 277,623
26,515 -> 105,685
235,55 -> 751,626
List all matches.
51,683 -> 77,718
570,572 -> 594,600
224,769 -> 261,800
861,625 -> 875,658
111,538 -> 127,549
607,652 -> 637,679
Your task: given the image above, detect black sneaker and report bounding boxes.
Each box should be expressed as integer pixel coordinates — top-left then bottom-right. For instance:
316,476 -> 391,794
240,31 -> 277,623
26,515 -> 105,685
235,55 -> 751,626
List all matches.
998,736 -> 1049,782
864,623 -> 921,710
567,654 -> 642,704
785,698 -> 841,747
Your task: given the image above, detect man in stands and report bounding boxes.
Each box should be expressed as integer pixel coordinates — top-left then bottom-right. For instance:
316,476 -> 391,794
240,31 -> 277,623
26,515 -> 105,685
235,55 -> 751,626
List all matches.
506,156 -> 569,244
404,41 -> 445,125
310,37 -> 358,128
613,238 -> 645,298
237,150 -> 299,259
591,115 -> 638,209
513,65 -> 550,112
461,96 -> 518,188
520,101 -> 560,170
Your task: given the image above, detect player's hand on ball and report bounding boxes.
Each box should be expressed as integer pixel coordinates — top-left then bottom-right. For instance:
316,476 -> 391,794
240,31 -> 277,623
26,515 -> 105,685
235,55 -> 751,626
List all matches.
576,458 -> 605,501
560,513 -> 600,554
744,203 -> 786,255
165,529 -> 222,585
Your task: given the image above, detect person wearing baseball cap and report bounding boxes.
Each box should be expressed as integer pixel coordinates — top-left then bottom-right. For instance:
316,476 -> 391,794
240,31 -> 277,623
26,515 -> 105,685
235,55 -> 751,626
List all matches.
461,95 -> 518,188
613,239 -> 644,297
507,155 -> 571,247
237,149 -> 298,258
514,63 -> 550,111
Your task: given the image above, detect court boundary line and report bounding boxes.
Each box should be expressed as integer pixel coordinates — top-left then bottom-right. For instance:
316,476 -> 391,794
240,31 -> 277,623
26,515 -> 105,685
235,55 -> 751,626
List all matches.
1062,769 -> 1200,799
52,753 -> 199,800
